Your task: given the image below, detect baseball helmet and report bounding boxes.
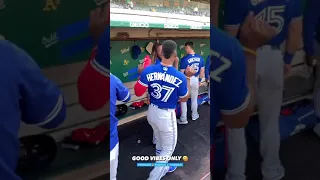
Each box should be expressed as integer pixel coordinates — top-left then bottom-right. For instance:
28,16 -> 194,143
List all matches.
17,135 -> 57,171
132,45 -> 141,59
116,104 -> 128,116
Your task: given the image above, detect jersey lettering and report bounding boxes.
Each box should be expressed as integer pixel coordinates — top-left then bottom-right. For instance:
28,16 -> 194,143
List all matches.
146,72 -> 182,87
255,6 -> 285,34
187,57 -> 201,63
150,83 -> 175,102
190,63 -> 200,72
210,50 -> 232,83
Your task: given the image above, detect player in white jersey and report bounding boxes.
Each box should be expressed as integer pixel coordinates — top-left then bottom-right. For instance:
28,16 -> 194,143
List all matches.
178,41 -> 205,124
134,40 -> 195,179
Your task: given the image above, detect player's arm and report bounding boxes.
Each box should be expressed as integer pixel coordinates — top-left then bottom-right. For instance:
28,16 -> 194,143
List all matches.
212,41 -> 255,128
173,56 -> 179,69
284,0 -> 303,65
77,29 -> 110,111
199,57 -> 205,80
13,42 -> 67,129
113,74 -> 131,102
178,76 -> 190,102
224,0 -> 246,36
134,69 -> 148,97
205,55 -> 211,81
303,0 -> 320,58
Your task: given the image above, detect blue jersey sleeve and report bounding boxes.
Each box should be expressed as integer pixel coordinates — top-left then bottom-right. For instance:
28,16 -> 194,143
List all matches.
288,0 -> 303,21
303,0 -> 320,57
114,75 -> 131,102
179,75 -> 189,98
138,67 -> 149,87
95,28 -> 110,71
179,57 -> 187,70
15,43 -> 66,129
224,0 -> 247,27
205,55 -> 211,80
200,56 -> 205,68
211,38 -> 249,114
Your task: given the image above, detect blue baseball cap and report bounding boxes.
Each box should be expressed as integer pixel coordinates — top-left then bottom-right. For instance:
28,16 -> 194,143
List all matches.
132,45 -> 141,59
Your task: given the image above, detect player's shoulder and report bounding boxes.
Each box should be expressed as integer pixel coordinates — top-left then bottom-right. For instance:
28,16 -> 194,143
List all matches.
183,54 -> 193,60
0,40 -> 20,59
111,73 -> 127,89
195,54 -> 203,59
181,54 -> 189,60
144,64 -> 156,72
110,73 -> 120,83
211,27 -> 242,59
0,40 -> 39,68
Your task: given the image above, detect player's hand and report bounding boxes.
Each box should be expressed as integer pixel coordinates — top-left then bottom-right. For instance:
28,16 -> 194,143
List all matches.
89,4 -> 109,43
284,64 -> 292,76
173,56 -> 179,69
185,66 -> 196,77
239,11 -> 277,50
306,55 -> 318,67
174,56 -> 179,63
138,64 -> 144,74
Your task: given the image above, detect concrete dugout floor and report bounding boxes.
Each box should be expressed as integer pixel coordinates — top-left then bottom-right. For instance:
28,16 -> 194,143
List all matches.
115,104 -> 211,180
94,104 -> 320,180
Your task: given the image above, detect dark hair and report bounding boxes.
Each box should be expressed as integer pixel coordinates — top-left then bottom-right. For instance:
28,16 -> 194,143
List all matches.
151,42 -> 162,64
185,41 -> 194,49
162,40 -> 177,59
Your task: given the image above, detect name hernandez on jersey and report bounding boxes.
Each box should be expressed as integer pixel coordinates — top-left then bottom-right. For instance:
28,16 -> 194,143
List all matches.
146,72 -> 183,88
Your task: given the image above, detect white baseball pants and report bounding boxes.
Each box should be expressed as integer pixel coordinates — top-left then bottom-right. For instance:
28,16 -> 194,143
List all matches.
180,76 -> 200,121
226,46 -> 284,180
147,104 -> 178,180
110,143 -> 119,180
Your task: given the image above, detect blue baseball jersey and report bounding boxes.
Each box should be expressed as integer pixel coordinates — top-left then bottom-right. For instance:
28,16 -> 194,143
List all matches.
224,0 -> 303,46
210,27 -> 249,145
180,54 -> 205,77
155,58 -> 161,65
0,40 -> 66,179
303,0 -> 320,57
110,74 -> 131,151
138,64 -> 188,109
95,28 -> 110,70
205,55 -> 211,80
